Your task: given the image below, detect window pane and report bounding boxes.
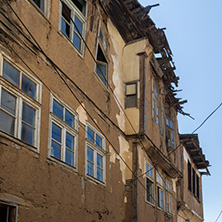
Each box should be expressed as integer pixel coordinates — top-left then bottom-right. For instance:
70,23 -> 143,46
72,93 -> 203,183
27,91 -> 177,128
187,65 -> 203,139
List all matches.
96,134 -> 102,148
87,162 -> 93,176
21,123 -> 34,145
1,89 -> 16,115
74,17 -> 83,34
52,123 -> 61,142
62,2 -> 71,22
22,103 -> 35,126
71,0 -> 86,15
73,33 -> 81,51
97,153 -> 102,168
3,60 -> 19,87
65,149 -> 73,166
87,127 -> 94,143
66,132 -> 74,150
166,118 -> 169,126
65,109 -> 74,127
87,147 -> 93,162
61,18 -> 70,38
170,120 -> 173,129
53,100 -> 63,119
0,110 -> 15,135
22,75 -> 36,99
99,30 -> 103,42
51,140 -> 61,159
96,63 -> 106,85
146,178 -> 154,203
97,168 -> 103,181
32,0 -> 44,11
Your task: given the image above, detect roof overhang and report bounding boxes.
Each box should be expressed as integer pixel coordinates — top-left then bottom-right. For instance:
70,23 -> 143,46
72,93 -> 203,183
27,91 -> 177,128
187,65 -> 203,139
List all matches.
180,134 -> 210,175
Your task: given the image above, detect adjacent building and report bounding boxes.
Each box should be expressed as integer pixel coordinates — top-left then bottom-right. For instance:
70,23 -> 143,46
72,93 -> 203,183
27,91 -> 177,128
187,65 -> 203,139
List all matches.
0,0 -> 210,221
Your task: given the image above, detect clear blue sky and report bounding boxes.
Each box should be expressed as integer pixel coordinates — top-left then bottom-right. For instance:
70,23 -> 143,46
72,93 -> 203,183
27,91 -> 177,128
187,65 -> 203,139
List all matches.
139,0 -> 222,221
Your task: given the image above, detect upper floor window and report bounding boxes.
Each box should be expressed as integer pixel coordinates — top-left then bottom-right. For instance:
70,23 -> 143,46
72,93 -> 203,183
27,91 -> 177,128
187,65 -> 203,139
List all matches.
60,0 -> 87,53
86,123 -> 106,183
0,58 -> 41,148
32,0 -> 45,12
187,161 -> 200,200
145,161 -> 154,205
49,97 -> 78,167
165,181 -> 172,214
156,172 -> 164,210
125,82 -> 137,108
0,203 -> 17,222
166,117 -> 175,149
152,82 -> 160,125
95,27 -> 109,86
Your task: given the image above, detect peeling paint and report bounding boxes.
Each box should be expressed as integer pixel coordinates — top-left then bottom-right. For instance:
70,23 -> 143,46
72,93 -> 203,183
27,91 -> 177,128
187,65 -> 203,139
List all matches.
172,178 -> 177,193
124,196 -> 127,203
109,144 -> 116,164
76,103 -> 88,125
117,135 -> 132,183
108,20 -> 126,132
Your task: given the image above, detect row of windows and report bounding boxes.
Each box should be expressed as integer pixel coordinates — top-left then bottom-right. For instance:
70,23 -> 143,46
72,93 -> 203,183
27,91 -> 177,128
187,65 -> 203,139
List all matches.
31,0 -> 109,88
145,162 -> 172,214
0,57 -> 106,184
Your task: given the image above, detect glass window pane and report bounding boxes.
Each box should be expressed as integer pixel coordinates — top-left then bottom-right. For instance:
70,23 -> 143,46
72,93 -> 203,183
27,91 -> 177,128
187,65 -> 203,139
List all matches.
166,118 -> 169,126
65,149 -> 73,166
71,0 -> 86,15
97,168 -> 103,181
33,0 -> 44,11
96,134 -> 102,148
96,63 -> 106,85
87,162 -> 93,176
62,2 -> 71,22
3,60 -> 19,87
146,178 -> 154,203
22,103 -> 35,126
1,89 -> 16,115
61,18 -> 70,38
21,123 -> 34,145
99,30 -> 103,42
65,109 -> 74,127
22,75 -> 36,99
51,140 -> 61,159
66,132 -> 74,150
74,16 -> 83,34
73,33 -> 81,51
52,123 -> 61,142
87,147 -> 93,162
53,100 -> 63,119
87,127 -> 94,143
97,153 -> 102,168
170,120 -> 173,129
0,110 -> 15,135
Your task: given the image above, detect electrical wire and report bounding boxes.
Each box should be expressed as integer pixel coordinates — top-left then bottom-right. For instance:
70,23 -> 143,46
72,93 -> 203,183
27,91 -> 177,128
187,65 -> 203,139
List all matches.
215,210 -> 222,222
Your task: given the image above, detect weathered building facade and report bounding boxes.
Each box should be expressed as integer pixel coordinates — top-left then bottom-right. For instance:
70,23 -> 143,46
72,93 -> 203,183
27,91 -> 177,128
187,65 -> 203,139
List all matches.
0,0 -> 209,221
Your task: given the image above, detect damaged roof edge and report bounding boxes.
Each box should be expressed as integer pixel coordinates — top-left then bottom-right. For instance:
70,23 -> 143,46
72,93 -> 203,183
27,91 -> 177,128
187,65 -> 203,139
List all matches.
180,134 -> 210,175
100,0 -> 189,116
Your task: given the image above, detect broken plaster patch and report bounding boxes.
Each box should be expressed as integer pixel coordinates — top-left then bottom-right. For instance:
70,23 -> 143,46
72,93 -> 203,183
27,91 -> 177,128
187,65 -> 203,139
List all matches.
111,53 -> 125,132
109,145 -> 116,164
117,135 -> 131,183
76,103 -> 88,125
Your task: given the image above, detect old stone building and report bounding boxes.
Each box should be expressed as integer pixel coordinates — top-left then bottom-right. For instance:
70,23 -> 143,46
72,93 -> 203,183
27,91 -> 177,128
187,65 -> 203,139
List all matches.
0,0 -> 209,221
